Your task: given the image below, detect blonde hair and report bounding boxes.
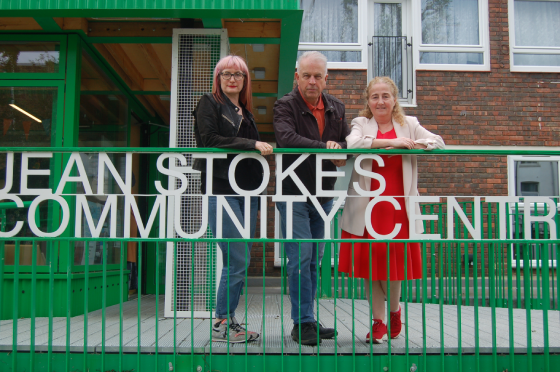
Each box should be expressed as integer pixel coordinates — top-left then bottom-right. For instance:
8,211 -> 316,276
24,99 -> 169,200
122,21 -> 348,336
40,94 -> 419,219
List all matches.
358,76 -> 406,126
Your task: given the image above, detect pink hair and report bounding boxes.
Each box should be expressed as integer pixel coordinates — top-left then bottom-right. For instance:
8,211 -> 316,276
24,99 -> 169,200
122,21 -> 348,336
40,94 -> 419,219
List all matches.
212,55 -> 253,113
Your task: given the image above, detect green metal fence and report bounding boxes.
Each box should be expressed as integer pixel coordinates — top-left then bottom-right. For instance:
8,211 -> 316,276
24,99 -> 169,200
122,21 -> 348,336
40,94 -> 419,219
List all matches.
331,201 -> 558,311
0,147 -> 558,372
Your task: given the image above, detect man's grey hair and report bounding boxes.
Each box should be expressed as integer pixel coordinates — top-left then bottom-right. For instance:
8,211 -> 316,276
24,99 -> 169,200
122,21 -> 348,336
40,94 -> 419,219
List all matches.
297,51 -> 328,75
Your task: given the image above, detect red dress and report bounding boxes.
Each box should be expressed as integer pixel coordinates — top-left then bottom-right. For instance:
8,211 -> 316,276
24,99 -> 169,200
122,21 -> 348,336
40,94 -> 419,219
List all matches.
338,128 -> 422,281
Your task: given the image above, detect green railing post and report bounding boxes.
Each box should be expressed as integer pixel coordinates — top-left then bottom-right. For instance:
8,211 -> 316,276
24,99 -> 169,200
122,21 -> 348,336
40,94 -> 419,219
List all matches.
507,239 -> 515,372
101,242 -> 107,371
137,242 -> 142,372
321,235 -> 332,298
456,239 -> 462,372
119,242 -> 125,372
489,242 -> 497,371
404,241 -> 409,371
155,242 -> 160,370
438,235 -> 445,372
12,241 -> 19,372
422,241 -> 427,372
84,239 -> 89,372
386,242 -> 391,372
173,242 -> 178,372
473,242 -> 480,372
0,227 -> 4,363
542,226 -> 550,371
30,241 -> 37,371
523,242 -> 533,372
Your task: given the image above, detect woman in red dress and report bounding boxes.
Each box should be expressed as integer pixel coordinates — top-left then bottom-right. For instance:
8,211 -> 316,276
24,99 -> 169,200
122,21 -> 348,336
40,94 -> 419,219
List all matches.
339,77 -> 444,343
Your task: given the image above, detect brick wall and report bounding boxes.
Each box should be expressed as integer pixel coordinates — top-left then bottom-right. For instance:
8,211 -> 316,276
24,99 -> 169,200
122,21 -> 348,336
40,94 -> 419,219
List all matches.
325,69 -> 368,126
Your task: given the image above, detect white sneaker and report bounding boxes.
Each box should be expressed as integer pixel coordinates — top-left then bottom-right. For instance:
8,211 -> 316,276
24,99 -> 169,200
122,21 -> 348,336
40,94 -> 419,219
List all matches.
212,316 -> 259,343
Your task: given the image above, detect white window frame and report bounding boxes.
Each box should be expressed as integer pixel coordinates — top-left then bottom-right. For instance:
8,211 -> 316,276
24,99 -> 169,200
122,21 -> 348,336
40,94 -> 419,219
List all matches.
508,0 -> 560,73
297,0 -> 368,70
413,0 -> 490,72
507,155 -> 560,197
506,155 -> 559,268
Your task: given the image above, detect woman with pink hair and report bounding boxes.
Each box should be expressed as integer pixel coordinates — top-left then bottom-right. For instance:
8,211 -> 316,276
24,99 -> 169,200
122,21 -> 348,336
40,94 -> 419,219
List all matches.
193,55 -> 273,343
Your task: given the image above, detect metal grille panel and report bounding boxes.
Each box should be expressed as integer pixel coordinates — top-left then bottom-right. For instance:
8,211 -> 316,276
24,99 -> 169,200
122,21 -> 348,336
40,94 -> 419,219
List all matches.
166,29 -> 228,318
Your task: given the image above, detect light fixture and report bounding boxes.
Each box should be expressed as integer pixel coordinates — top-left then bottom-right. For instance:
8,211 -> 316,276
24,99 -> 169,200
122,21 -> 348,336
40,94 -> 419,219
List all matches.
254,67 -> 265,79
257,106 -> 267,115
252,44 -> 265,52
9,101 -> 42,123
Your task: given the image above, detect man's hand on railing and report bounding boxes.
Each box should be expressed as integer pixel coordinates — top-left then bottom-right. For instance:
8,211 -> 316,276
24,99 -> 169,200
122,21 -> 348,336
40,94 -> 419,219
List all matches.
325,141 -> 347,166
255,141 -> 274,155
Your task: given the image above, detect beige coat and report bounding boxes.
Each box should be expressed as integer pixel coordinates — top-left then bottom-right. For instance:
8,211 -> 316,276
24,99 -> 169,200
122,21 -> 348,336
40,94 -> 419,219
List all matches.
340,115 -> 445,236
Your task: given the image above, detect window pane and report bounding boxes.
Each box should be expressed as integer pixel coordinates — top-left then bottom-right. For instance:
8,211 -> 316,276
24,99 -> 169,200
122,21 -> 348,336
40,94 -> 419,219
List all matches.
421,0 -> 480,45
76,50 -> 128,266
73,153 -> 128,266
375,3 -> 402,37
297,50 -> 361,63
0,86 -> 56,146
514,161 -> 559,197
420,52 -> 483,65
0,87 -> 56,258
0,41 -> 60,73
514,1 -> 560,47
514,53 -> 560,67
300,0 -> 358,43
79,50 -> 127,147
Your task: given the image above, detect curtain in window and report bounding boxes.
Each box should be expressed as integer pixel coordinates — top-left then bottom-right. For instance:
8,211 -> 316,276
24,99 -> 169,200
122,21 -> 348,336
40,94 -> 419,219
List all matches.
299,0 -> 358,43
421,0 -> 479,45
515,1 -> 560,47
514,1 -> 560,66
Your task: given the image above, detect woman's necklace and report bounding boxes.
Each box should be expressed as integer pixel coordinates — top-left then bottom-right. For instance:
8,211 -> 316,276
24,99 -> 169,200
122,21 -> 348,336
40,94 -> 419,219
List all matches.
234,104 -> 243,116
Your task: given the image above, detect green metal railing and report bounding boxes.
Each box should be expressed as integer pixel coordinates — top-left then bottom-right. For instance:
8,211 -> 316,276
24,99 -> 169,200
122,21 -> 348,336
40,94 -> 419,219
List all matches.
330,201 -> 558,310
0,236 -> 557,372
0,147 -> 558,372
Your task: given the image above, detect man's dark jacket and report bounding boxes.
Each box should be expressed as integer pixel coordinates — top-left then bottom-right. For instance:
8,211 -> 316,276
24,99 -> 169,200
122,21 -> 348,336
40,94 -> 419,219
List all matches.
273,87 -> 349,204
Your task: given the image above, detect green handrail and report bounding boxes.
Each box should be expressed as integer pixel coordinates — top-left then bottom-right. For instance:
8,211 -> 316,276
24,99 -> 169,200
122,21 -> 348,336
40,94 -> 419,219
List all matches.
0,146 -> 559,155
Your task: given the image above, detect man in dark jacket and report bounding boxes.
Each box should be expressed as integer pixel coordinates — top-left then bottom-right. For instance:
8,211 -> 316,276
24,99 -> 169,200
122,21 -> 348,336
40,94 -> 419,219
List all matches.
273,51 -> 349,346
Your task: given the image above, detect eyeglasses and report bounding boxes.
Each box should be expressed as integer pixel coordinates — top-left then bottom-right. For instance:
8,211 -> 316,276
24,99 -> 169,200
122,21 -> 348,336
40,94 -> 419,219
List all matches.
220,72 -> 245,81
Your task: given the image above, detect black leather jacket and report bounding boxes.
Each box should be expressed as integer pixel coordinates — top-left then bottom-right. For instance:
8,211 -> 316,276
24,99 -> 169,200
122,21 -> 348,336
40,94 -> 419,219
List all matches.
193,93 -> 260,180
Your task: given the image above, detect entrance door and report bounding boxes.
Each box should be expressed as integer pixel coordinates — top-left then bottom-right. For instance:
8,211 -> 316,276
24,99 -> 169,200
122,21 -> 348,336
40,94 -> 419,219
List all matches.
368,1 -> 413,103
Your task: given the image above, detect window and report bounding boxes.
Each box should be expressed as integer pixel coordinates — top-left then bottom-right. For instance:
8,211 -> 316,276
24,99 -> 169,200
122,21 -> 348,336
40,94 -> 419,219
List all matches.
508,156 -> 560,197
416,0 -> 490,71
509,0 -> 560,72
298,0 -> 367,69
0,36 -> 66,79
507,155 -> 558,268
0,41 -> 60,74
